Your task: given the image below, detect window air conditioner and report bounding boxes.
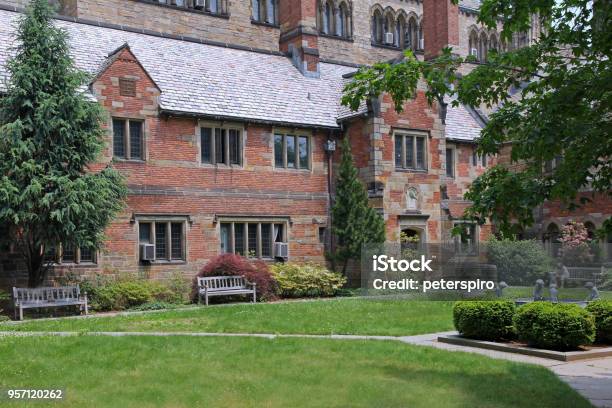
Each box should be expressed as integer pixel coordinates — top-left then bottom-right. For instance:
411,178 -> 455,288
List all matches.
419,38 -> 425,50
385,32 -> 394,45
274,242 -> 289,259
194,0 -> 204,8
140,244 -> 155,261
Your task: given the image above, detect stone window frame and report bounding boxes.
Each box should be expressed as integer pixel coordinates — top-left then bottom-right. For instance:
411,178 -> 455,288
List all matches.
136,215 -> 189,264
273,128 -> 313,171
445,145 -> 456,178
393,129 -> 429,172
317,0 -> 353,40
217,216 -> 289,260
251,0 -> 279,27
44,244 -> 97,266
132,0 -> 230,18
196,120 -> 246,169
111,117 -> 146,162
370,5 -> 421,50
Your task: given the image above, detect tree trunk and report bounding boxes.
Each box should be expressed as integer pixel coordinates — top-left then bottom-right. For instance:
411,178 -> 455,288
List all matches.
26,248 -> 45,288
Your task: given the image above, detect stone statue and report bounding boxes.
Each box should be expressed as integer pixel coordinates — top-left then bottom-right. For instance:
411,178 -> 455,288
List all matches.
496,281 -> 508,298
549,283 -> 559,303
585,282 -> 600,301
534,279 -> 545,301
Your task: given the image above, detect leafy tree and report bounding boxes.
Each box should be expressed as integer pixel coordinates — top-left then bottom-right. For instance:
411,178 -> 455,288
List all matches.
331,138 -> 386,274
342,0 -> 611,237
0,0 -> 127,287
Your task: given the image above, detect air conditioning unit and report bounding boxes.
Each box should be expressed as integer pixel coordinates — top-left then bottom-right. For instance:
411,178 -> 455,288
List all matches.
140,244 -> 155,261
194,0 -> 204,9
274,242 -> 289,259
470,48 -> 478,57
385,32 -> 394,45
419,38 -> 425,50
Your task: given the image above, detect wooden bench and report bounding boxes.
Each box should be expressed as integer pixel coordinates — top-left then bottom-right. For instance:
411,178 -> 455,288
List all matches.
197,276 -> 256,306
13,286 -> 88,321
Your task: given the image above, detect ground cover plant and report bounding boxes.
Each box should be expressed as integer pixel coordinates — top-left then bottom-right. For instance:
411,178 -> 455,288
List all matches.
0,335 -> 591,408
0,298 -> 454,336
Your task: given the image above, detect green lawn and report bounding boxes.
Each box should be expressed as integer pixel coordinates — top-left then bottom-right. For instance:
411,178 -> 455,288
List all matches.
0,335 -> 590,408
0,298 -> 455,336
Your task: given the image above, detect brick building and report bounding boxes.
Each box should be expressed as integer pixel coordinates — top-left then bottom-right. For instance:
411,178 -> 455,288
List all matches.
0,0 -> 603,288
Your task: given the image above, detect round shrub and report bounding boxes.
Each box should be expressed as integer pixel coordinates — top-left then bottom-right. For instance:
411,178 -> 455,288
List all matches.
191,254 -> 277,302
453,301 -> 516,341
514,302 -> 595,351
586,300 -> 612,344
270,262 -> 346,298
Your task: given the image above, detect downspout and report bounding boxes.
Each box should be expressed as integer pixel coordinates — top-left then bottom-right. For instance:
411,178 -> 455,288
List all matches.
326,128 -> 337,271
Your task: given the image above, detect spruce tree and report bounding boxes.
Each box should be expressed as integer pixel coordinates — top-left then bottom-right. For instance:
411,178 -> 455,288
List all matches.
0,0 -> 127,286
332,138 -> 386,274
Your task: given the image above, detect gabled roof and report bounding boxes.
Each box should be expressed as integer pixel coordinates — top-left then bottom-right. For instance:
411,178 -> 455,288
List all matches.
0,9 -> 353,129
0,8 -> 484,138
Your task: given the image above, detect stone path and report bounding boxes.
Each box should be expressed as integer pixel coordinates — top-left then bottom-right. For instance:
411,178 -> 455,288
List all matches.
2,329 -> 611,407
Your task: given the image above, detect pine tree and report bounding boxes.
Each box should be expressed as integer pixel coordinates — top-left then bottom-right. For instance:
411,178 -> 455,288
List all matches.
0,0 -> 127,287
331,137 -> 386,274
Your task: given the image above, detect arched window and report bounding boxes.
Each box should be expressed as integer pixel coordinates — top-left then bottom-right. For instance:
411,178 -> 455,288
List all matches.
384,11 -> 396,46
478,32 -> 488,62
489,33 -> 499,53
318,0 -> 334,34
418,22 -> 423,50
371,9 -> 384,44
468,30 -> 479,58
406,16 -> 418,51
336,2 -> 351,38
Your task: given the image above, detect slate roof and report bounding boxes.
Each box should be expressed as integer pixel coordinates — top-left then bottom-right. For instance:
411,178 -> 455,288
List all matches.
0,8 -> 481,139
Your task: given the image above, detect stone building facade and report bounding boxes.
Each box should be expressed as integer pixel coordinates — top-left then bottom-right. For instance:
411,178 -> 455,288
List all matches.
0,0 -> 603,289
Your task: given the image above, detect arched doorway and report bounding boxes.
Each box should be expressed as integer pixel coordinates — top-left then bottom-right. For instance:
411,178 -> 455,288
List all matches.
543,223 -> 560,257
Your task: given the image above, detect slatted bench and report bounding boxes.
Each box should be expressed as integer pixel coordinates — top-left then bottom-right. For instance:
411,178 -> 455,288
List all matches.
197,276 -> 256,306
13,286 -> 88,321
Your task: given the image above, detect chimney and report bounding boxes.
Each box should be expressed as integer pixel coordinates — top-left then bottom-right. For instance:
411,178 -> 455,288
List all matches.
422,0 -> 460,60
278,0 -> 320,78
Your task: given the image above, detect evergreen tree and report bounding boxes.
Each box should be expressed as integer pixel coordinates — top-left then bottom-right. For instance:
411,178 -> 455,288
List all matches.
332,138 -> 386,274
0,0 -> 127,287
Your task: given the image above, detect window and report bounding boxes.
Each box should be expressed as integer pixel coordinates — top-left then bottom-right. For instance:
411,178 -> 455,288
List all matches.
274,133 -> 310,169
138,220 -> 186,262
453,221 -> 478,254
472,150 -> 487,167
251,0 -> 278,25
445,148 -> 455,177
317,0 -> 351,38
219,221 -> 286,259
318,227 -> 327,244
371,9 -> 383,44
200,127 -> 242,166
44,244 -> 96,264
395,133 -> 426,170
112,118 -> 144,160
156,0 -> 228,15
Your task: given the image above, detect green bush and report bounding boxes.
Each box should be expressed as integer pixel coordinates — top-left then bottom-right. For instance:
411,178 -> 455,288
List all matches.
514,302 -> 595,351
486,238 -> 553,285
453,301 -> 516,341
586,300 -> 612,344
270,263 -> 346,298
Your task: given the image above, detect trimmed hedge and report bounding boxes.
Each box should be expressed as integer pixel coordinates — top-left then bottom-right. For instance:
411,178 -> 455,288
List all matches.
270,263 -> 346,298
586,300 -> 612,344
514,302 -> 595,351
453,301 -> 516,341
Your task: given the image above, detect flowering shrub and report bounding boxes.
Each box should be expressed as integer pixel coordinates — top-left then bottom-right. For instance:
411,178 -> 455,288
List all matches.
191,254 -> 277,302
270,263 -> 346,298
560,221 -> 594,266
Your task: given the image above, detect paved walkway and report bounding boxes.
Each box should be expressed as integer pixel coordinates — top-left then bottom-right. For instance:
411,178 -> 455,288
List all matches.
2,329 -> 611,407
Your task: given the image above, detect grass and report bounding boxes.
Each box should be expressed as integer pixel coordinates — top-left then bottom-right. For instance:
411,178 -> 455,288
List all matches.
0,335 -> 591,408
0,298 -> 455,336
